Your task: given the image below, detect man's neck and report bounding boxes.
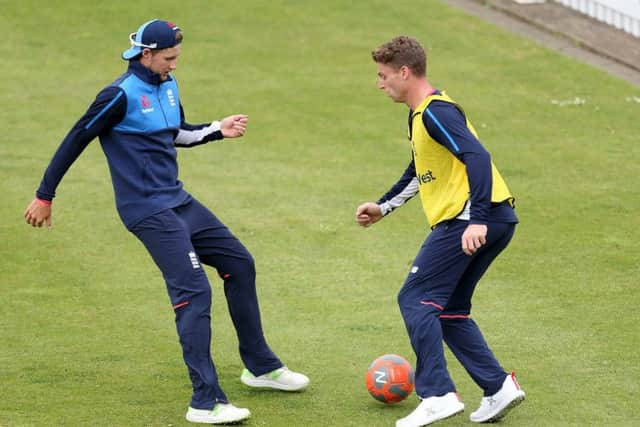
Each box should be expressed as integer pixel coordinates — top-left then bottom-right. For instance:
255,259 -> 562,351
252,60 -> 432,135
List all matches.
406,79 -> 435,110
128,60 -> 164,85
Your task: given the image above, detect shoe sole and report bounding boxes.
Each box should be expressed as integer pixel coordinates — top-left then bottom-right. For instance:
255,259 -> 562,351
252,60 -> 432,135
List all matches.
439,406 -> 465,422
397,405 -> 463,427
186,412 -> 250,424
479,393 -> 525,423
241,377 -> 308,391
425,405 -> 465,426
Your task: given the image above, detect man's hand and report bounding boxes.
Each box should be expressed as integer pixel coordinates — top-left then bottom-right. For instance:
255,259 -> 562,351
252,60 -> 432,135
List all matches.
24,198 -> 53,228
355,202 -> 383,227
220,114 -> 248,138
461,223 -> 487,255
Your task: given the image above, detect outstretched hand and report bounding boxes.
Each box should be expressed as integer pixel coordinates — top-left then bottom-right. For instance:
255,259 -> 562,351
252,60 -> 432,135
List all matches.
355,202 -> 383,227
24,198 -> 52,228
220,114 -> 248,138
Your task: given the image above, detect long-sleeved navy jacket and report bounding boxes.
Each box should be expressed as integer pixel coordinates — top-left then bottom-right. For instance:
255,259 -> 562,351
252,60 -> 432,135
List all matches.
36,60 -> 224,229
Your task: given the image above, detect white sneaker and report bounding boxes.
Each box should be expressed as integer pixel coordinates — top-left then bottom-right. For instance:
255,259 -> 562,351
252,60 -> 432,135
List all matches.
186,403 -> 250,424
470,372 -> 525,423
241,366 -> 309,391
396,392 -> 464,427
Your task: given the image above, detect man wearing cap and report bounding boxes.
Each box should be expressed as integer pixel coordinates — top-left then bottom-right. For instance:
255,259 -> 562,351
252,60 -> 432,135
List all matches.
24,19 -> 309,425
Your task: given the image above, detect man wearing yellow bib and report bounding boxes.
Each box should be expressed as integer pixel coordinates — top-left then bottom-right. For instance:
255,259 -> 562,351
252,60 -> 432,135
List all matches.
356,36 -> 525,427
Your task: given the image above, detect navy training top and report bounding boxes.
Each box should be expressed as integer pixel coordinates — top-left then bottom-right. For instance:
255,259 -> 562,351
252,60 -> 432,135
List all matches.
36,60 -> 224,229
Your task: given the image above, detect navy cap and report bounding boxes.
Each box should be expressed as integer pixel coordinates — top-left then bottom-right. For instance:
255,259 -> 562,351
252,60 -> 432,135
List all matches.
122,19 -> 181,60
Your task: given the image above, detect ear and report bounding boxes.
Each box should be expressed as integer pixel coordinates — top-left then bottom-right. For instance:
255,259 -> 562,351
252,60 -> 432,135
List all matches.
400,65 -> 410,80
139,48 -> 153,66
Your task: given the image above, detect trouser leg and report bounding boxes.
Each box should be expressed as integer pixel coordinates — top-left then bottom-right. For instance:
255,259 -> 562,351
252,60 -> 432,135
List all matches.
397,221 -> 472,398
180,198 -> 282,376
131,209 -> 227,409
441,222 -> 516,395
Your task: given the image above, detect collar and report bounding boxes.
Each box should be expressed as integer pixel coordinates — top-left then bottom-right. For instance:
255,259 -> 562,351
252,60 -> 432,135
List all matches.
409,89 -> 441,117
127,60 -> 172,85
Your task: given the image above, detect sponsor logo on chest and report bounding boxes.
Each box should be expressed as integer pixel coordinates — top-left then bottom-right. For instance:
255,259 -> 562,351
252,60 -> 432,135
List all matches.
141,95 -> 154,114
417,169 -> 436,184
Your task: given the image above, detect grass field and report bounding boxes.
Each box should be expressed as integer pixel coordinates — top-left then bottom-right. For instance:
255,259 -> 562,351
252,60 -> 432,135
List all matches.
2,0 -> 639,426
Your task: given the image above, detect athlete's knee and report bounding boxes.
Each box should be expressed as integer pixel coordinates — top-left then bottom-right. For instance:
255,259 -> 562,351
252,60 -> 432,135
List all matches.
397,285 -> 420,316
398,292 -> 441,322
397,288 -> 411,312
238,252 -> 256,276
217,253 -> 256,283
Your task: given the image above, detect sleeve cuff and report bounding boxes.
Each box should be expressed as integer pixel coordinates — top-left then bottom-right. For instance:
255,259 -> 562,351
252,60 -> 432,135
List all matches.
379,202 -> 392,216
210,121 -> 223,140
209,121 -> 221,133
36,197 -> 52,206
469,219 -> 487,225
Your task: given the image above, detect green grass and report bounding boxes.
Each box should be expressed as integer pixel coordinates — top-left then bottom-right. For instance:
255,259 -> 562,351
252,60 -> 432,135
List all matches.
2,0 -> 639,425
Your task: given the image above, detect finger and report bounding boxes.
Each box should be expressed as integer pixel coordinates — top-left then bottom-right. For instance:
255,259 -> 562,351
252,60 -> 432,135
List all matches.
46,216 -> 52,228
357,217 -> 371,226
358,204 -> 374,215
469,237 -> 478,251
466,237 -> 475,250
462,238 -> 472,256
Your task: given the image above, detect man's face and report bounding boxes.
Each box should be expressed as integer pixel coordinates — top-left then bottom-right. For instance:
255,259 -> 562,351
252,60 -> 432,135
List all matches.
144,45 -> 181,81
376,62 -> 407,103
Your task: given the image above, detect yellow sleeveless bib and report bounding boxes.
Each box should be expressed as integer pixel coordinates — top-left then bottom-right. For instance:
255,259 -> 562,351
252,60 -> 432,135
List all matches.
410,91 -> 513,227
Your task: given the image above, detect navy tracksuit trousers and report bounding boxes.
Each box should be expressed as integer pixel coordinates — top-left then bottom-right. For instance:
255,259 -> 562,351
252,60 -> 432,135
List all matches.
398,219 -> 516,399
130,197 -> 282,409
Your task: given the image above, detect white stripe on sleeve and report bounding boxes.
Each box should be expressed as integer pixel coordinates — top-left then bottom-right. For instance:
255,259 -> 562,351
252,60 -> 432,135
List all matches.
379,177 -> 419,216
174,121 -> 221,146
